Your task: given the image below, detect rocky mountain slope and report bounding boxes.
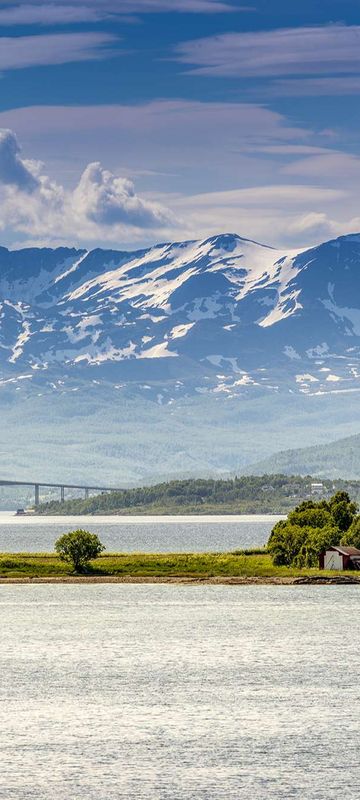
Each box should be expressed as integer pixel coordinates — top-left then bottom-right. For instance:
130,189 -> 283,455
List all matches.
1,231 -> 360,398
1,231 -> 360,484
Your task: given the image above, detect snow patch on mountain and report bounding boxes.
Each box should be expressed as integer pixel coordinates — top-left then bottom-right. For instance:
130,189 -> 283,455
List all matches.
1,232 -> 360,400
73,340 -> 137,365
284,345 -> 301,360
322,295 -> 360,336
54,251 -> 89,285
141,341 -> 177,359
168,322 -> 195,339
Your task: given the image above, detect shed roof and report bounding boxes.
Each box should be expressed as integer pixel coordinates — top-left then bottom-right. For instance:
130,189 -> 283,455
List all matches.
330,546 -> 360,556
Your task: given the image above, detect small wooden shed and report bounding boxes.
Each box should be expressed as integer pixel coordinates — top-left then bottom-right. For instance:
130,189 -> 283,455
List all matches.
319,546 -> 360,571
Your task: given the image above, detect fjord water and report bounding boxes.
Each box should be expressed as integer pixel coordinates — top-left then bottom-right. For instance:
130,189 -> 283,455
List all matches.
1,583 -> 359,799
0,512 -> 282,552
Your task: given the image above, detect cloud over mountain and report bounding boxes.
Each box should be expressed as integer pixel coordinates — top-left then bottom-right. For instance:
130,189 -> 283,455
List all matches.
73,162 -> 176,229
0,128 -> 176,243
0,129 -> 39,192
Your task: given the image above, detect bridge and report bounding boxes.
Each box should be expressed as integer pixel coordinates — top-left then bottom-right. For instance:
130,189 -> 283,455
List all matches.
0,479 -> 122,507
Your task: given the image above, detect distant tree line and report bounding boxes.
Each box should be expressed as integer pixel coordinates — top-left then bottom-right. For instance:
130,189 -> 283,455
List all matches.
36,474 -> 360,516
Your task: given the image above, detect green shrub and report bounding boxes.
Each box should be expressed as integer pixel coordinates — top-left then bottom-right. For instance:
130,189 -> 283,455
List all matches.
55,530 -> 105,573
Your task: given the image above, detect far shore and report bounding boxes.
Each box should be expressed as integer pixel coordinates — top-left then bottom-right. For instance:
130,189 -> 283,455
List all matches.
9,510 -> 287,518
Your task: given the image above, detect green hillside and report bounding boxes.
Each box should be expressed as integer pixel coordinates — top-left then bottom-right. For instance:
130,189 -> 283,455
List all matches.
246,434 -> 360,479
37,474 -> 360,516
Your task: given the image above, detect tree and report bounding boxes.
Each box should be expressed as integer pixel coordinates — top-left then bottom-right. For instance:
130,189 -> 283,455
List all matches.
267,521 -> 307,566
341,516 -> 360,550
267,490 -> 358,568
295,525 -> 339,568
55,530 -> 105,573
328,492 -> 357,533
288,505 -> 333,529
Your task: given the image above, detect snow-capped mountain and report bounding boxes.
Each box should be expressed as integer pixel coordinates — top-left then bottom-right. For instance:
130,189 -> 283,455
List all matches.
1,230 -> 360,485
1,231 -> 360,400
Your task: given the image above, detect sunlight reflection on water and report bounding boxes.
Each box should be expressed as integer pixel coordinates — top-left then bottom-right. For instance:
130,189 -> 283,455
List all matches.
1,583 -> 359,798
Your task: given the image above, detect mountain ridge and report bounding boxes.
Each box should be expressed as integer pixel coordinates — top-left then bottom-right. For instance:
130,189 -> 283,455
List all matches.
1,230 -> 360,400
245,432 -> 360,480
1,230 -> 360,482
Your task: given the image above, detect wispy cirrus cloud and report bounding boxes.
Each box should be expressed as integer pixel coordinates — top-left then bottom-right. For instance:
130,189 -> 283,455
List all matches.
175,24 -> 360,77
283,152 -> 360,179
0,4 -> 115,25
0,99 -> 305,143
270,76 -> 360,96
116,0 -> 233,10
0,31 -> 117,70
171,185 -> 350,247
0,100 -> 309,204
0,0 -> 235,26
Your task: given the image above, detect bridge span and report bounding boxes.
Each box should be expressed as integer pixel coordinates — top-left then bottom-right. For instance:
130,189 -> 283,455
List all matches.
0,479 -> 122,507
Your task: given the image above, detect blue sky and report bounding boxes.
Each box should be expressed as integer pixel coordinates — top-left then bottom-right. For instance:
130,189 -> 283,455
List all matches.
0,0 -> 359,249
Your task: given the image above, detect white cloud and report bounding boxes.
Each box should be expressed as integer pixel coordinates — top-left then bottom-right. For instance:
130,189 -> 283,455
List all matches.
0,32 -> 117,71
174,185 -> 345,208
72,162 -> 176,229
0,99 -> 301,140
242,144 -> 336,156
270,77 -> 360,97
283,152 -> 360,178
0,0 -> 234,24
0,129 -> 177,244
175,24 -> 360,77
0,129 -> 38,191
0,4 -> 112,25
0,101 -> 325,249
0,100 -> 307,194
99,0 -> 233,9
0,105 -> 358,250
170,187 -> 357,248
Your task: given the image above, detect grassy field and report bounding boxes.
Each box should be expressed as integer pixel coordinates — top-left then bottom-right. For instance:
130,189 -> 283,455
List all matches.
0,550 -> 354,580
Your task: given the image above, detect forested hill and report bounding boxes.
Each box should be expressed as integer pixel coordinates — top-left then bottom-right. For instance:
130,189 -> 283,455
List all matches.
245,433 -> 360,480
36,475 -> 360,516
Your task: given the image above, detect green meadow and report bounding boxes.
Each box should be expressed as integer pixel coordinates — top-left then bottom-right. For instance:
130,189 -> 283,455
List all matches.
0,550 -> 353,580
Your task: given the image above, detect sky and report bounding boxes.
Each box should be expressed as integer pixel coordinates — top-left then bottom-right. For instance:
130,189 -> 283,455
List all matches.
0,0 -> 360,249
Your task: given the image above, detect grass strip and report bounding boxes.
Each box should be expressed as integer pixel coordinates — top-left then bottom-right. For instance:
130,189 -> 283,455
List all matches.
0,550 -> 355,579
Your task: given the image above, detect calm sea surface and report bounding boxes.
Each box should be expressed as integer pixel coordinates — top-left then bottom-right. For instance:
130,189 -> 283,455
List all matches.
1,584 -> 360,799
0,512 -> 283,553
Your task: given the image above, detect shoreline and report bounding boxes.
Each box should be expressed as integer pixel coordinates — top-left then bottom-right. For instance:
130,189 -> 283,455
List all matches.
2,511 -> 285,520
0,575 -> 359,585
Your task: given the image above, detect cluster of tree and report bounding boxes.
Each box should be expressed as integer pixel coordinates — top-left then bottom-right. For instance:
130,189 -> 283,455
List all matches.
268,491 -> 360,568
36,474 -> 355,515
